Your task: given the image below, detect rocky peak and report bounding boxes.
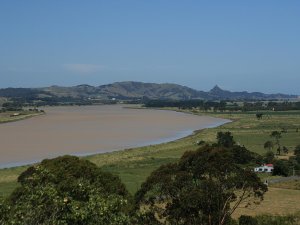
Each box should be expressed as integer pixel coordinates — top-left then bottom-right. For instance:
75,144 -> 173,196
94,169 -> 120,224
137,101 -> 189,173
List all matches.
210,85 -> 224,93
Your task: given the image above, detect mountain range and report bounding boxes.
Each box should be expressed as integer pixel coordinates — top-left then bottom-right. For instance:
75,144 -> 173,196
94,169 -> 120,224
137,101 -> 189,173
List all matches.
0,81 -> 297,101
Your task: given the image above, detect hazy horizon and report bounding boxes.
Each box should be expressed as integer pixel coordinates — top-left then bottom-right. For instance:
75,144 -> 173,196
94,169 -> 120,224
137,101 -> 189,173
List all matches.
1,1 -> 299,94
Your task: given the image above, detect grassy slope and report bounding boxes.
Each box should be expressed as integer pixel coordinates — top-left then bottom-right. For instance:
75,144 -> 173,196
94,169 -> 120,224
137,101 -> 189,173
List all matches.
233,187 -> 300,218
0,166 -> 27,197
1,109 -> 300,216
270,179 -> 300,190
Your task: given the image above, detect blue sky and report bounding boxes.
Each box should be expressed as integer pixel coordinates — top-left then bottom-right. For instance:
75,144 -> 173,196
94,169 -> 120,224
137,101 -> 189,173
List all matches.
0,1 -> 299,94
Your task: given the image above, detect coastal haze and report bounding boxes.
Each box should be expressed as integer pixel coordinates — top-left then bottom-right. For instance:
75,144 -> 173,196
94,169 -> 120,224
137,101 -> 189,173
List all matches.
0,105 -> 228,168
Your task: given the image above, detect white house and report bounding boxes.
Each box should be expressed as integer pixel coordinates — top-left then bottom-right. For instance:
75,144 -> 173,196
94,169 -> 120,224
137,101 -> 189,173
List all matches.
254,164 -> 274,173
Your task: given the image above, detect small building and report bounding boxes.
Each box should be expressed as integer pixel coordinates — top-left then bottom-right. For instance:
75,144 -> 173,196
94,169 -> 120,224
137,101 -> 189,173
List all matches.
254,164 -> 274,173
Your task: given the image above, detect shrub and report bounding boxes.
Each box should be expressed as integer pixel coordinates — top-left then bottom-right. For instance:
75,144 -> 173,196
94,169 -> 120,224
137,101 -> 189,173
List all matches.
2,155 -> 133,225
239,215 -> 258,225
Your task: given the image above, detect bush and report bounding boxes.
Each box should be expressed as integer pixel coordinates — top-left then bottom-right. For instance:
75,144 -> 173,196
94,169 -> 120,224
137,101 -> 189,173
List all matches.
255,214 -> 300,225
272,160 -> 290,177
2,156 -> 133,225
239,215 -> 258,225
264,151 -> 275,164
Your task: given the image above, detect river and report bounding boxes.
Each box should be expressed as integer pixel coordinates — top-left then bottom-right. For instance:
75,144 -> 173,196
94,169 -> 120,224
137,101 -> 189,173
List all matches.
0,105 -> 229,168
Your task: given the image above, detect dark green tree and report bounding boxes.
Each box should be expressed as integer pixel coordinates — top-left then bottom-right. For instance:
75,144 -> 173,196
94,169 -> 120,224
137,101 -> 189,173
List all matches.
270,131 -> 282,148
264,151 -> 275,164
282,146 -> 289,155
256,113 -> 263,120
294,145 -> 300,155
217,131 -> 235,147
273,160 -> 290,177
230,145 -> 260,165
135,145 -> 267,225
294,145 -> 300,164
264,141 -> 274,151
1,156 -> 132,225
239,215 -> 258,225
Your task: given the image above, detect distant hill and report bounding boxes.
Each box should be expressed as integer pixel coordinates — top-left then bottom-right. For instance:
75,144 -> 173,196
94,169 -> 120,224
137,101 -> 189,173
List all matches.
0,81 -> 297,101
207,85 -> 297,100
95,82 -> 207,100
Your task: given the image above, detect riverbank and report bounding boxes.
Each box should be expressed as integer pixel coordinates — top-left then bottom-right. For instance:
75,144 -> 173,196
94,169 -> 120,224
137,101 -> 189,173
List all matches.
1,108 -> 300,218
0,105 -> 228,196
0,122 -> 224,197
0,110 -> 44,124
0,105 -> 228,168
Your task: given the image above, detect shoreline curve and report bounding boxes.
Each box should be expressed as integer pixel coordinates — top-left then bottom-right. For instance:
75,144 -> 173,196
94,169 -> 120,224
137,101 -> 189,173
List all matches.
0,106 -> 231,169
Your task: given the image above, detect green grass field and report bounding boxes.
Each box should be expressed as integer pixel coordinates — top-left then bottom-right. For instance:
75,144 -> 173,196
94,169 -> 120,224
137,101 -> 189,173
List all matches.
1,109 -> 300,216
94,109 -> 300,194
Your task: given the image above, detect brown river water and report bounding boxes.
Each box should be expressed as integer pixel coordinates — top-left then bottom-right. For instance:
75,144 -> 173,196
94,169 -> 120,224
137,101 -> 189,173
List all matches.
0,105 -> 229,168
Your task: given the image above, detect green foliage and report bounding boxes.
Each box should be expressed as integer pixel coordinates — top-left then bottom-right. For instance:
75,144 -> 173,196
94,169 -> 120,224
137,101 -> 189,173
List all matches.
294,145 -> 300,165
239,215 -> 258,225
135,145 -> 267,225
264,141 -> 274,151
295,145 -> 300,155
1,156 -> 132,225
230,145 -> 261,165
270,131 -> 282,145
2,102 -> 23,111
273,160 -> 290,177
256,113 -> 263,120
217,131 -> 236,147
263,151 -> 275,164
282,146 -> 289,154
0,197 -> 9,222
255,214 -> 300,225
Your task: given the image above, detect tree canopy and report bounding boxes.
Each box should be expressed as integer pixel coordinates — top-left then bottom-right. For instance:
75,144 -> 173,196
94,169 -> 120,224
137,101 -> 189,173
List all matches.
134,145 -> 267,225
216,131 -> 235,148
1,156 -> 132,225
270,131 -> 282,145
264,141 -> 274,151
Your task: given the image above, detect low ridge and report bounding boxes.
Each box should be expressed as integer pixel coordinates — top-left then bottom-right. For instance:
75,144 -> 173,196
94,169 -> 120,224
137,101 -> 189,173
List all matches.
0,81 -> 297,101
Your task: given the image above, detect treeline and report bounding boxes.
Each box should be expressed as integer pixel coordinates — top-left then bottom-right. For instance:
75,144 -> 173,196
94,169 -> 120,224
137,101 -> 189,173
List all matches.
1,97 -> 119,109
0,88 -> 118,108
243,101 -> 300,111
3,96 -> 94,107
2,94 -> 300,112
0,88 -> 44,98
144,99 -> 300,111
144,99 -> 227,110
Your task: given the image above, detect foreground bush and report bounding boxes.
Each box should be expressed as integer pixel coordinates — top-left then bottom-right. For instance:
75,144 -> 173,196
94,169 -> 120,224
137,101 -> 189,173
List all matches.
239,215 -> 258,225
0,155 -> 132,225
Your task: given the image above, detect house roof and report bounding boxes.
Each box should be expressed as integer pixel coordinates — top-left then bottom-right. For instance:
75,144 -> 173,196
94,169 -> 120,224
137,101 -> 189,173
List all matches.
265,164 -> 273,167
